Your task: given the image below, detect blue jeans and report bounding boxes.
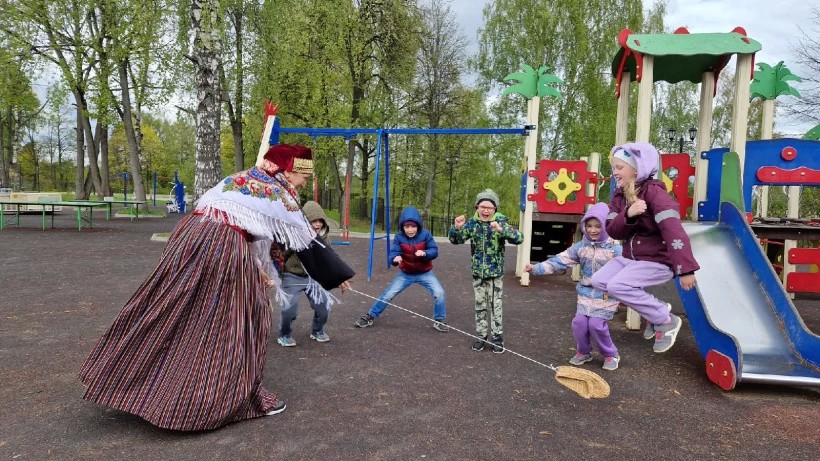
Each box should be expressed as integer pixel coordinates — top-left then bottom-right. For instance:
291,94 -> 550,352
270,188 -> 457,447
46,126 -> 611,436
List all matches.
279,273 -> 329,337
368,270 -> 446,321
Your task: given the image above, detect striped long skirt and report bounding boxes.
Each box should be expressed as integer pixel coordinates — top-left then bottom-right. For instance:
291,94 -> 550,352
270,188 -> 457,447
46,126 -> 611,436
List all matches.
79,214 -> 280,431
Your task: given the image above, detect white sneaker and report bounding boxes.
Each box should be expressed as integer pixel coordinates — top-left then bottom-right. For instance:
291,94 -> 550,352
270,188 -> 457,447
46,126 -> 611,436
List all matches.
265,401 -> 286,416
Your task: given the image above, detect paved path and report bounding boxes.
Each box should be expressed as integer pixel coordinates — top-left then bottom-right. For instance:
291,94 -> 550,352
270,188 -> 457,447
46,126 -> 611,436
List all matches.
1,211 -> 818,460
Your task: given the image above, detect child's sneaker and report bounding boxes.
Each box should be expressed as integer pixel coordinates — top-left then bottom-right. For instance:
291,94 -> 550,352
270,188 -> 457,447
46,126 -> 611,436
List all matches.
472,336 -> 487,351
355,314 -> 374,328
277,335 -> 296,347
643,321 -> 655,340
643,303 -> 671,339
653,314 -> 682,353
491,335 -> 504,354
310,331 -> 330,342
433,320 -> 450,332
602,355 -> 620,371
568,353 -> 593,366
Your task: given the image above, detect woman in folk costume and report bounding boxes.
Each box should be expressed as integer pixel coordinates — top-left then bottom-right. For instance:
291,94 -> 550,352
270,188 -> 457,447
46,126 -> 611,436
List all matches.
79,143 -> 353,431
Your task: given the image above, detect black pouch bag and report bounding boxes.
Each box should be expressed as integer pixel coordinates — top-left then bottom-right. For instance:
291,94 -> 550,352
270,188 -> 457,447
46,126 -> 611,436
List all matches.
296,235 -> 356,290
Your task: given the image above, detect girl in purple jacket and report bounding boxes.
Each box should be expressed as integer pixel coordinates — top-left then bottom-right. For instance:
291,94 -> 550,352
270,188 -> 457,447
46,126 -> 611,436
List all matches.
591,142 -> 699,353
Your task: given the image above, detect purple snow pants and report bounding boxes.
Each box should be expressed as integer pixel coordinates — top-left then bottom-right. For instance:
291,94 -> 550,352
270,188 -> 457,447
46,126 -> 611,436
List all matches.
590,256 -> 674,325
571,314 -> 618,357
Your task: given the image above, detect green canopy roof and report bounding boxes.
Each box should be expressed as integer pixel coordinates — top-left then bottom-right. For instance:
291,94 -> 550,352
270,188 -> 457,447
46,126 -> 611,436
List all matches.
612,28 -> 762,85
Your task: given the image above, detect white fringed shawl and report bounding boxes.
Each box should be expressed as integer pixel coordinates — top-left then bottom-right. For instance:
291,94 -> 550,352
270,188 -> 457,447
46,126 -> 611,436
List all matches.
195,167 -> 338,308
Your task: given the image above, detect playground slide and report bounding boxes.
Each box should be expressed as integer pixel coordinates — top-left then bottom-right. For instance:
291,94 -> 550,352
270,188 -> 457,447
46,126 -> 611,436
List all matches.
677,202 -> 820,390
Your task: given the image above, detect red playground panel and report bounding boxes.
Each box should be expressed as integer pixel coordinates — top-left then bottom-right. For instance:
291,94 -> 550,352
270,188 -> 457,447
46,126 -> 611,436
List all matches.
528,160 -> 598,214
661,153 -> 696,218
786,247 -> 820,293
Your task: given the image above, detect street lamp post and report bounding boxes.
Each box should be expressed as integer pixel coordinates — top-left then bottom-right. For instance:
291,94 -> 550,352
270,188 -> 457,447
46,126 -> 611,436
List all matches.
666,127 -> 698,153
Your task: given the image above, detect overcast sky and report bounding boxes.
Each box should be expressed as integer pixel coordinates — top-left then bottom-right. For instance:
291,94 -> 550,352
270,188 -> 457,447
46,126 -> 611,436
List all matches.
447,0 -> 819,134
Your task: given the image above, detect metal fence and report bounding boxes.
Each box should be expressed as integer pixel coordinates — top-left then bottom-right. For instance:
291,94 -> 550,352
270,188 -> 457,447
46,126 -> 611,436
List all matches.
317,189 -> 519,237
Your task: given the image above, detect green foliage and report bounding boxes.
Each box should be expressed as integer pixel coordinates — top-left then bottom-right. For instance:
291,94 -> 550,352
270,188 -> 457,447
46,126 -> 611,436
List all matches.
476,0 -> 645,161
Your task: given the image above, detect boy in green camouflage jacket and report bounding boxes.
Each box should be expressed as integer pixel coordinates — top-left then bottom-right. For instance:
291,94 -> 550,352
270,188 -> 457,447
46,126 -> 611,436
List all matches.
449,189 -> 523,353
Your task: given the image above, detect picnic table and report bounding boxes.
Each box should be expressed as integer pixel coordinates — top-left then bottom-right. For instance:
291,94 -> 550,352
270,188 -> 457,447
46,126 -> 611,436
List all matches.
0,200 -> 109,231
75,199 -> 148,220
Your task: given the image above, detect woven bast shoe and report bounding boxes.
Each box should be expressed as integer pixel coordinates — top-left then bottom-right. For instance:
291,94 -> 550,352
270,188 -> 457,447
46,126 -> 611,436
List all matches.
554,366 -> 610,399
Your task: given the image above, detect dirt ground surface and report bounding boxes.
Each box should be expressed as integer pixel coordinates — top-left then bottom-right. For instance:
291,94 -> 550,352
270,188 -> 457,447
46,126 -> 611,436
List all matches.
1,211 -> 819,460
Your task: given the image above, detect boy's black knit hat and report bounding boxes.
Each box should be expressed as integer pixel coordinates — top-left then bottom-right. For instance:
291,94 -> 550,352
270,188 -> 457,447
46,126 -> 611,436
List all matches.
475,188 -> 499,208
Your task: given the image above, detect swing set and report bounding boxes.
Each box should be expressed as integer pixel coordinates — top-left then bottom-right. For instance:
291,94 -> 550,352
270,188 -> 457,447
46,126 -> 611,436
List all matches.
268,118 -> 532,280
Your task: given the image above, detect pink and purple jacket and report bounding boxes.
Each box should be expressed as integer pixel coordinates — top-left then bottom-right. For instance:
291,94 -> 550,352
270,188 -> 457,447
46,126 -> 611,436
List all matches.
530,203 -> 622,320
606,142 -> 700,276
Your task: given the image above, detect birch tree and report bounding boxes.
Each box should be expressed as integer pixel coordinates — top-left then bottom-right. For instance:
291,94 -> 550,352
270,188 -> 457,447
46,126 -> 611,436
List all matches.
189,0 -> 223,199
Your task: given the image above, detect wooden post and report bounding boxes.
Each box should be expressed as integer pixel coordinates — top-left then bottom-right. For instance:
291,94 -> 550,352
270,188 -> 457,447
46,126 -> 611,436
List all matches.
518,96 -> 541,286
634,57 -> 654,142
731,54 -> 754,173
784,185 -> 800,298
757,99 -> 775,217
615,72 -> 631,146
694,71 -> 716,218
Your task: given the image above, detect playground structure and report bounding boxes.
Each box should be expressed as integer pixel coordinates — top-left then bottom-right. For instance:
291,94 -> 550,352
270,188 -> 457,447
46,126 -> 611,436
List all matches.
603,27 -> 820,389
519,27 -> 820,390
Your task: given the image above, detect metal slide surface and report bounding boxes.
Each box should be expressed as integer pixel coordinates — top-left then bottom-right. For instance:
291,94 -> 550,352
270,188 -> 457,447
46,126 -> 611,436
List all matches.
681,205 -> 820,387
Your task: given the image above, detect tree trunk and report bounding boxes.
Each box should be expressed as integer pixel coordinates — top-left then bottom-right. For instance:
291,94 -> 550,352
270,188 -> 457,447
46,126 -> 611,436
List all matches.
231,9 -> 245,172
75,89 -> 103,198
191,0 -> 223,199
328,152 -> 344,211
343,139 -> 356,230
221,64 -> 244,172
0,109 -> 9,187
360,138 -> 370,219
118,60 -> 146,202
74,104 -> 85,199
98,123 -> 111,196
422,135 -> 439,219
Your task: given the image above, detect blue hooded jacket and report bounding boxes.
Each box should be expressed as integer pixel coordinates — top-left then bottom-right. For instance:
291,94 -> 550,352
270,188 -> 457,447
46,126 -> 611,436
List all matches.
389,207 -> 438,274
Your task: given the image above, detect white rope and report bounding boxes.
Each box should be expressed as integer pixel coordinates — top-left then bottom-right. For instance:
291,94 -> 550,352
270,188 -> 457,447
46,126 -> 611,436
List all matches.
347,287 -> 559,373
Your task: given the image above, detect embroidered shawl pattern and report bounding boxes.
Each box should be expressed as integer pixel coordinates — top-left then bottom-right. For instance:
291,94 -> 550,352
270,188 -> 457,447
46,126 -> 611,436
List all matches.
194,167 -> 338,308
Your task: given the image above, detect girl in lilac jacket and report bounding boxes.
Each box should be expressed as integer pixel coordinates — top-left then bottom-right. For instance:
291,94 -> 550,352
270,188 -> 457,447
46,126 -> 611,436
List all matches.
590,142 -> 699,354
525,203 -> 623,371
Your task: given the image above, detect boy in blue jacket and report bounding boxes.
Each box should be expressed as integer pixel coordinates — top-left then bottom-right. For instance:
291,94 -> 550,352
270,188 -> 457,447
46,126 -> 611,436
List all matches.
355,206 -> 448,331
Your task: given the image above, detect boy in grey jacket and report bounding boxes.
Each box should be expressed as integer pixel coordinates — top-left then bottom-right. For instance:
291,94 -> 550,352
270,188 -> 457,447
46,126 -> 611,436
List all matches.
276,201 -> 334,346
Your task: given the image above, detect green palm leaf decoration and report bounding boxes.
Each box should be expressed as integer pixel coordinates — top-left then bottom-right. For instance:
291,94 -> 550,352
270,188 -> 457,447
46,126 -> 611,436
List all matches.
750,61 -> 802,101
502,65 -> 563,100
537,66 -> 563,99
803,124 -> 820,141
502,64 -> 539,99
